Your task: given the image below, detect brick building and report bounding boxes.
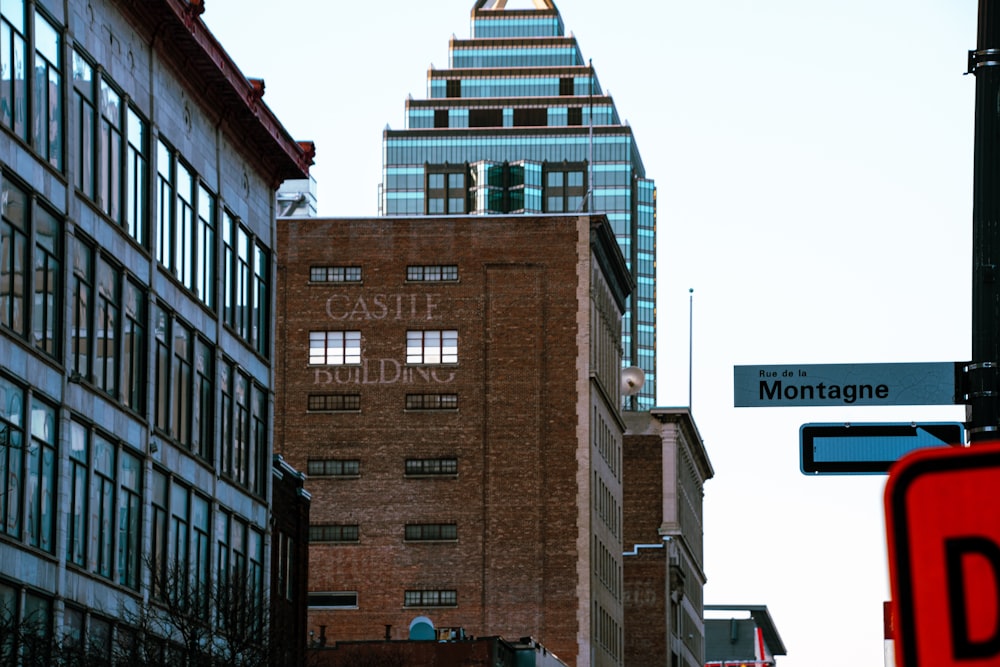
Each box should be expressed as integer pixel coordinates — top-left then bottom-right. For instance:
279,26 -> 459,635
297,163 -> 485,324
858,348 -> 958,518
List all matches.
623,409 -> 714,667
275,213 -> 632,666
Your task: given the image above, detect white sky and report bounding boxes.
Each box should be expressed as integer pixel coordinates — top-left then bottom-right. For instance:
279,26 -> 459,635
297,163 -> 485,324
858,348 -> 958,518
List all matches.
205,2 -> 977,665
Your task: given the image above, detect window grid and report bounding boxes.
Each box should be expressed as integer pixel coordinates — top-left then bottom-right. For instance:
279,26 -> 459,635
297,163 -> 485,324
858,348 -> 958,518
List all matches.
407,265 -> 458,282
405,394 -> 458,410
405,458 -> 458,476
310,266 -> 361,283
309,524 -> 359,543
405,523 -> 457,541
307,459 -> 360,477
309,330 -> 361,365
307,394 -> 361,412
404,590 -> 457,607
406,330 -> 458,365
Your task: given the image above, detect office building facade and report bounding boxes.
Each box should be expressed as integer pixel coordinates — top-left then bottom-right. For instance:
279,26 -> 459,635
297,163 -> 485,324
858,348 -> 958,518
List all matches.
0,0 -> 311,661
276,213 -> 632,667
381,0 -> 657,410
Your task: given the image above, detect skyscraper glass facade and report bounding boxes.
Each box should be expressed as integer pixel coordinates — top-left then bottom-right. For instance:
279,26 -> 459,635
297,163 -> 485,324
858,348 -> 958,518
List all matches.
382,0 -> 657,410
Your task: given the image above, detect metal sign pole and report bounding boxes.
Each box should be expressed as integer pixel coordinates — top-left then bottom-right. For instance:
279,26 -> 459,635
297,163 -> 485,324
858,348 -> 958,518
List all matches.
970,0 -> 1000,442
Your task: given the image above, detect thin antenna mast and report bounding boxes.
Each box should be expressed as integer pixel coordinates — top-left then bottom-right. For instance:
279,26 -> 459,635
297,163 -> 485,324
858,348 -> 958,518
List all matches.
688,288 -> 694,410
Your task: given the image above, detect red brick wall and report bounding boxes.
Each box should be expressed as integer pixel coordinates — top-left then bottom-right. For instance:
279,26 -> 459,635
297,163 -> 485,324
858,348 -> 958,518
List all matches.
276,216 -> 592,665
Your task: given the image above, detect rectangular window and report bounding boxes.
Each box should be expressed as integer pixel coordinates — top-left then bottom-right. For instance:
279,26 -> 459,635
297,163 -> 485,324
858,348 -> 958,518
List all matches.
94,255 -> 120,396
0,175 -> 63,358
309,331 -> 361,365
405,458 -> 458,476
309,524 -> 359,543
252,242 -> 268,357
33,12 -> 62,170
406,330 -> 458,364
118,449 -> 141,589
121,279 -> 146,412
68,421 -> 88,566
150,468 -> 168,600
156,140 -> 174,268
192,337 -> 213,461
250,385 -> 267,496
169,482 -> 190,605
73,50 -> 96,200
0,377 -> 24,540
405,394 -> 458,410
196,184 -> 216,308
307,394 -> 360,412
155,143 -> 214,310
0,178 -> 27,337
24,397 -> 55,553
125,107 -> 148,245
310,266 -> 361,283
404,590 -> 457,607
568,107 -> 583,126
308,592 -> 358,609
405,523 -> 457,541
0,0 -> 28,141
307,459 -> 360,477
93,431 -> 116,579
191,494 -> 210,619
99,79 -> 122,224
32,204 -> 61,358
71,238 -> 93,381
407,265 -> 457,282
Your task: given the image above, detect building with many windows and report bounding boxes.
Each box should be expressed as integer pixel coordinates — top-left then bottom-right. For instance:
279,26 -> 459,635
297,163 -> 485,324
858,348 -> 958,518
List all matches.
275,212 -> 632,667
0,0 -> 311,661
381,0 -> 657,410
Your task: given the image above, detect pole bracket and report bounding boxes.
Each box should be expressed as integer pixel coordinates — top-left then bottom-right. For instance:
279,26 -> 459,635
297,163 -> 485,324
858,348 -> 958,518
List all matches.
968,49 -> 1000,75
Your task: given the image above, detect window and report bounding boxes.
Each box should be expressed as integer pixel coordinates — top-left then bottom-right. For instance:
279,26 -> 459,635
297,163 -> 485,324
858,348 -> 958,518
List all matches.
559,77 -> 574,96
219,359 -> 268,495
406,330 -> 458,364
307,394 -> 360,412
73,237 -> 142,400
544,165 -> 587,213
309,331 -> 361,365
94,254 -> 121,395
404,590 -> 456,607
407,265 -> 457,282
310,524 -> 359,543
67,419 -> 142,588
154,304 -> 213,460
310,266 -> 361,283
307,459 -> 360,477
405,394 -> 457,410
426,168 -> 466,214
568,107 -> 583,126
405,458 -> 458,476
309,592 -> 358,609
0,0 -> 29,142
446,79 -> 461,98
0,180 -> 62,358
221,212 -> 271,356
32,12 -> 62,169
73,48 -> 148,245
433,109 -> 448,128
405,523 -> 457,541
121,279 -> 146,412
0,379 -> 56,555
156,141 -> 215,309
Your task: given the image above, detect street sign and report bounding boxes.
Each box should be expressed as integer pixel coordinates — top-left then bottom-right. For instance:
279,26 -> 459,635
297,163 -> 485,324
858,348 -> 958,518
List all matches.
885,441 -> 1000,667
734,362 -> 959,407
800,422 -> 964,475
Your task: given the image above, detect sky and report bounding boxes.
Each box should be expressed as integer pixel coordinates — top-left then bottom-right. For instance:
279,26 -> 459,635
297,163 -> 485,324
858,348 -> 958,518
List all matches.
205,2 -> 977,665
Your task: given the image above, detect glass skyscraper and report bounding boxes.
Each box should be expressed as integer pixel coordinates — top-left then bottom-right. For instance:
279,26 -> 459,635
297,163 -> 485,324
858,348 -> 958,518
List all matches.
382,0 -> 657,410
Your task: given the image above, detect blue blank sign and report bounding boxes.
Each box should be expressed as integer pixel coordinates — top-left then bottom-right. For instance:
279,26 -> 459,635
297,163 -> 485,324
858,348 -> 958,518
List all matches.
800,422 -> 965,475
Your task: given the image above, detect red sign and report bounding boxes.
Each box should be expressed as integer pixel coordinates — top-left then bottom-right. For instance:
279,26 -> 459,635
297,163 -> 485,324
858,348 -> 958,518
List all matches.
885,440 -> 1000,666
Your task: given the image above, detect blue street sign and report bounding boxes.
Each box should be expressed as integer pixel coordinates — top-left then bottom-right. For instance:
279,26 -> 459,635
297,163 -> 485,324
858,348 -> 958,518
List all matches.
734,362 -> 960,407
800,422 -> 965,475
